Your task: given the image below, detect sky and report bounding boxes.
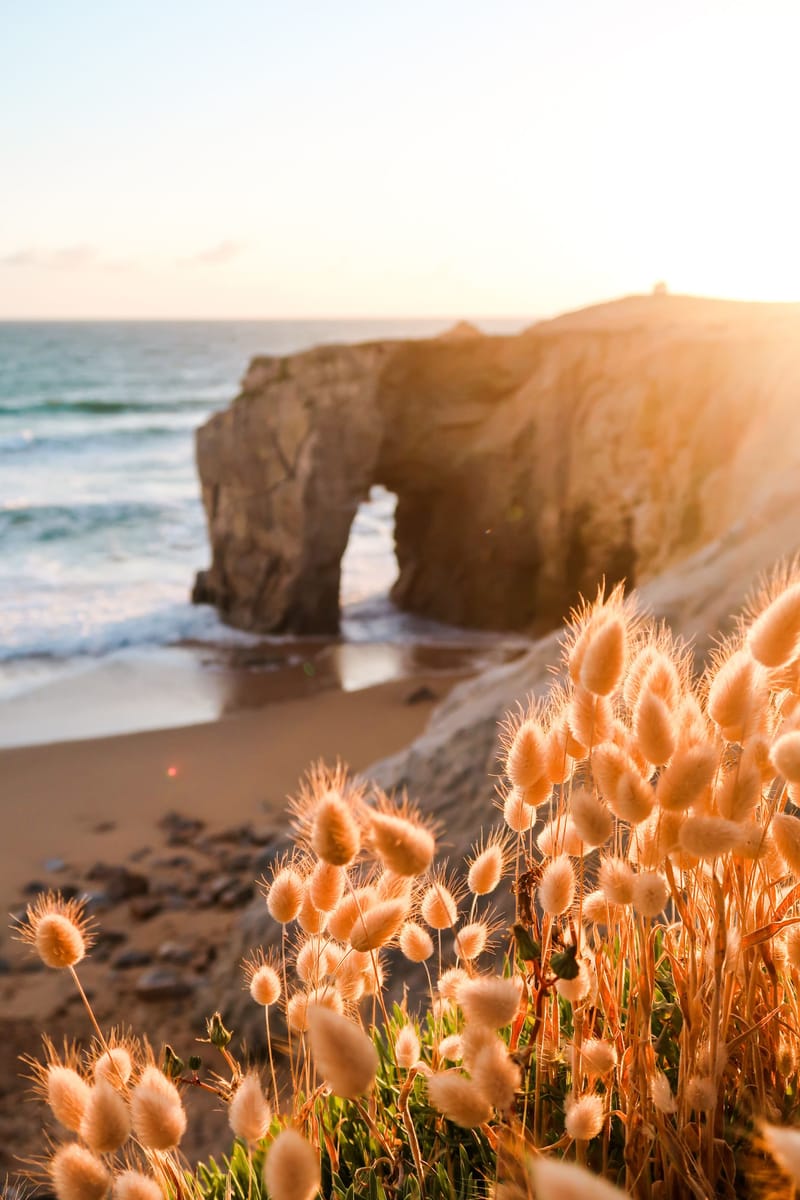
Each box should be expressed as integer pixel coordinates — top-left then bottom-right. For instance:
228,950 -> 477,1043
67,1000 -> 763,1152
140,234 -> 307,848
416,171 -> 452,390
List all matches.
1,0 -> 799,318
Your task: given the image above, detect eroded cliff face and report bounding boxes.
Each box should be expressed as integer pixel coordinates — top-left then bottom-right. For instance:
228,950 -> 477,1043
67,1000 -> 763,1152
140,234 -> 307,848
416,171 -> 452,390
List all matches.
193,295 -> 800,635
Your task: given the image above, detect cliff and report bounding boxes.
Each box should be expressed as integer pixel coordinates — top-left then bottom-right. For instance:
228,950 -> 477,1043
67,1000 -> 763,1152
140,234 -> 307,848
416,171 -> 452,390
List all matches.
193,294 -> 800,635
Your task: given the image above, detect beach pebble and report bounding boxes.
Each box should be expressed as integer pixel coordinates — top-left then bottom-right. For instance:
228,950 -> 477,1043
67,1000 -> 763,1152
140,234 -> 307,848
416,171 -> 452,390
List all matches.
226,850 -> 254,873
159,812 -> 205,845
87,863 -> 149,902
44,857 -> 68,873
92,929 -> 127,961
129,896 -> 163,921
21,880 -> 48,897
157,941 -> 193,964
134,967 -> 195,1001
113,948 -> 154,969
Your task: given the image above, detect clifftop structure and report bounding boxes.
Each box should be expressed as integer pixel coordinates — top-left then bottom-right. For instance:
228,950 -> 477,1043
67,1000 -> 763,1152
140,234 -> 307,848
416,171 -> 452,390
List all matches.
193,294 -> 800,635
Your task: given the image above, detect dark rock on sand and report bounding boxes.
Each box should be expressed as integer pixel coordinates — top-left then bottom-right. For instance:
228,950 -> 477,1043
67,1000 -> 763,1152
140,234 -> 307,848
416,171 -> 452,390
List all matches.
135,967 -> 195,1002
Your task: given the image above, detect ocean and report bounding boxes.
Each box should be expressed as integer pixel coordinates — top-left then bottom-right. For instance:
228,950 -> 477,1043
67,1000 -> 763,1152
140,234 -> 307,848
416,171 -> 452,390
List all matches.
0,318 -> 529,720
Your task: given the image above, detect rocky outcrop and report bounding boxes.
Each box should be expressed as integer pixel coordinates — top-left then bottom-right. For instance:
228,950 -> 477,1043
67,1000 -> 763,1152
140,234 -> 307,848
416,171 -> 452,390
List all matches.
194,295 -> 800,635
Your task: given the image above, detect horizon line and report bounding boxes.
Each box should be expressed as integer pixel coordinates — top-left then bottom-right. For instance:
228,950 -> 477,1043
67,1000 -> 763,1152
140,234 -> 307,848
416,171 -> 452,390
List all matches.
0,313 -> 537,323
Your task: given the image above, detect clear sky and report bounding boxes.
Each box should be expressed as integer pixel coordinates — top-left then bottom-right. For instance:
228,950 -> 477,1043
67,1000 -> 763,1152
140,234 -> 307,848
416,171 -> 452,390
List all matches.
2,0 -> 798,318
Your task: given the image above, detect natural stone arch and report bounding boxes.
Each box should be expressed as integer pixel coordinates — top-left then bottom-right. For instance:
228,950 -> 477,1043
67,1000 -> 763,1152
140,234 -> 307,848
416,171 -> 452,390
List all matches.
193,298 -> 800,637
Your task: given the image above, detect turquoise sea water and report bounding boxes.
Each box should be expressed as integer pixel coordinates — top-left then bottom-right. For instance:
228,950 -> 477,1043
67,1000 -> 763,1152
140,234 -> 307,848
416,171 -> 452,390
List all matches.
0,319 -> 527,704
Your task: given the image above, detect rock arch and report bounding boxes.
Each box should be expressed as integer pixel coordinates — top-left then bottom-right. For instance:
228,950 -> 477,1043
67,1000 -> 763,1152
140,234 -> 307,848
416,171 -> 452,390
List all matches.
193,298 -> 800,636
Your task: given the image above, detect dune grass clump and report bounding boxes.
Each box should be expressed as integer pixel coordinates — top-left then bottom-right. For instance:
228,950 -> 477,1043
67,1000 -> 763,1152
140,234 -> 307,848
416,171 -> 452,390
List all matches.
12,563 -> 800,1198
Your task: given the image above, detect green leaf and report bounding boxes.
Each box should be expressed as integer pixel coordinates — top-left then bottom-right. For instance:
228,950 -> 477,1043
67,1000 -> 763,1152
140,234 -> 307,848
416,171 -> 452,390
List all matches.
512,923 -> 541,962
551,943 -> 580,980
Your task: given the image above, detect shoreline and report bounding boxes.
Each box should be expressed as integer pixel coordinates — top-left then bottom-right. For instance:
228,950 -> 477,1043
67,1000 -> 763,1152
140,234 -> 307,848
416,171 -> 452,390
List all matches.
0,662 -> 473,935
0,632 -> 527,750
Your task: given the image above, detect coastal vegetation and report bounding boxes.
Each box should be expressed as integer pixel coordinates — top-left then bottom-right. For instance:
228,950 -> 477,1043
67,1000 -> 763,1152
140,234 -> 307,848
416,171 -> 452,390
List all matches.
12,564 -> 800,1199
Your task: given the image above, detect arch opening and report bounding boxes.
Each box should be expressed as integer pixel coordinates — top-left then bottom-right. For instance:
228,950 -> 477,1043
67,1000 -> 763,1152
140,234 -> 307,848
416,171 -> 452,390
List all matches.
338,484 -> 399,622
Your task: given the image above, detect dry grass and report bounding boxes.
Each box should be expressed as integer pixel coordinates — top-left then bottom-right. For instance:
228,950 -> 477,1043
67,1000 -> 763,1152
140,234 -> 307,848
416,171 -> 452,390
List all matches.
11,565 -> 800,1199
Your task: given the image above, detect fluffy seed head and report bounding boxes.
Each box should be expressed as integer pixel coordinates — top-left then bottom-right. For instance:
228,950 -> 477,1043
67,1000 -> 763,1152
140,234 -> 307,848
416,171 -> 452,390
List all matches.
582,889 -> 625,926
438,966 -> 470,1001
716,759 -> 762,822
578,1038 -> 618,1077
749,581 -> 800,668
707,650 -> 765,741
79,1078 -> 132,1153
50,1143 -> 111,1200
650,1070 -> 677,1113
369,809 -> 435,876
17,892 -> 93,970
580,613 -> 627,696
598,856 -> 635,905
398,921 -> 434,962
556,961 -> 593,1005
349,898 -> 407,951
631,870 -> 669,917
249,962 -> 282,1007
505,718 -> 547,789
772,732 -> 800,783
634,687 -> 676,765
565,1093 -> 604,1140
93,1046 -> 133,1087
467,839 -> 506,895
772,813 -> 800,875
591,742 -> 631,801
527,1158 -> 629,1200
502,788 -> 536,833
457,975 -> 522,1028
685,1075 -> 717,1111
656,743 -> 717,812
678,815 -> 746,860
113,1170 -> 164,1200
537,816 -> 587,858
46,1065 -> 91,1132
426,1071 -> 492,1127
538,855 -> 576,915
308,862 -> 346,912
327,887 -> 378,941
395,1025 -> 421,1069
569,788 -> 614,848
311,789 -> 361,866
296,889 -> 327,935
306,1005 -> 378,1098
762,1123 -> 800,1185
332,954 -> 365,1002
296,936 -> 341,985
454,921 -> 490,961
266,868 -> 305,924
420,881 -> 458,930
130,1065 -> 187,1150
469,1035 -> 521,1111
263,1128 -> 320,1200
229,1071 -> 271,1144
608,768 -> 655,825
438,1034 -> 463,1062
569,688 -> 614,749
545,716 -> 576,783
376,870 -> 414,903
286,987 -> 343,1032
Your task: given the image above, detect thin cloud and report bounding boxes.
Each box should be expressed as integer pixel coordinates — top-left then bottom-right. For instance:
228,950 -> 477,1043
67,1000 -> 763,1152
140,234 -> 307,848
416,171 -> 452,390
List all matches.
0,244 -> 100,270
180,239 -> 245,267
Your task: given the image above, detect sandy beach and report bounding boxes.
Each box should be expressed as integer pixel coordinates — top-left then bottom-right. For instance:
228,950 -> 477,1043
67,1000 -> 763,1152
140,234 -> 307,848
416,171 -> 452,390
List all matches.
0,655 -> 471,1174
